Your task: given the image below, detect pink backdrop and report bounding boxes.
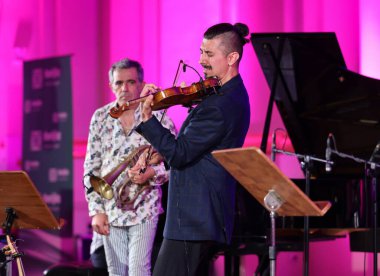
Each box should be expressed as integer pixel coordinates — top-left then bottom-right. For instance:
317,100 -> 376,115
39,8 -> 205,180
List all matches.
1,0 -> 380,275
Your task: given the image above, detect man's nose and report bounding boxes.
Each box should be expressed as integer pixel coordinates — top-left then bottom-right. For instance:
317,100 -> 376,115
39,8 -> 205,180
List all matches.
199,52 -> 208,64
199,55 -> 204,65
122,82 -> 128,90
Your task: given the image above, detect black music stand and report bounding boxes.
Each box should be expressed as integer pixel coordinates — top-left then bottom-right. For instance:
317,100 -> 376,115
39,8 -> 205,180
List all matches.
0,171 -> 62,274
212,147 -> 331,276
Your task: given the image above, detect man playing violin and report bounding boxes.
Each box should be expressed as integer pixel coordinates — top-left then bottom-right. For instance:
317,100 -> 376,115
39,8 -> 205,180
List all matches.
83,58 -> 176,276
136,23 -> 251,276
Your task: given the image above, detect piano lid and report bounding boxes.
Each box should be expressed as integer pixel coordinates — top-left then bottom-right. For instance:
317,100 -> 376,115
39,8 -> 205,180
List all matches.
251,32 -> 380,177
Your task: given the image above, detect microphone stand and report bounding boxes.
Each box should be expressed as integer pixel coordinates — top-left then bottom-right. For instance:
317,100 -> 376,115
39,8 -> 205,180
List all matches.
369,160 -> 380,276
326,147 -> 380,276
373,168 -> 378,276
272,147 -> 333,276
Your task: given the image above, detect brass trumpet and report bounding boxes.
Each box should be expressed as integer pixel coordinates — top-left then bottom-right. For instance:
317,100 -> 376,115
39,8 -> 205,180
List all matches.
89,174 -> 114,200
89,145 -> 151,200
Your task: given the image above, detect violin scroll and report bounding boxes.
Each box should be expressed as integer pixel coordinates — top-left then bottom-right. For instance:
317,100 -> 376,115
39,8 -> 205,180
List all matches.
109,103 -> 133,119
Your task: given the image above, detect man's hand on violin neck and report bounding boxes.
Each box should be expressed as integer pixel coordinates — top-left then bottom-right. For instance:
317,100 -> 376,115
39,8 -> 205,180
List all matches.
142,94 -> 154,122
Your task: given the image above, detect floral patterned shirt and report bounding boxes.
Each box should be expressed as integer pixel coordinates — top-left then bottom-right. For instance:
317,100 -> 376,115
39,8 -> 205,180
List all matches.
83,101 -> 177,226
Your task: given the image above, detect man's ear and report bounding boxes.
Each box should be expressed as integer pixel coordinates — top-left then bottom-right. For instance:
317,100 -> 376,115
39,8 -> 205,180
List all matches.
228,52 -> 240,66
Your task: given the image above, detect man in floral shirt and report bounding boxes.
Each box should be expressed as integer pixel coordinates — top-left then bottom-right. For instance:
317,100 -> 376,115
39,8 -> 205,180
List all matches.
83,58 -> 176,276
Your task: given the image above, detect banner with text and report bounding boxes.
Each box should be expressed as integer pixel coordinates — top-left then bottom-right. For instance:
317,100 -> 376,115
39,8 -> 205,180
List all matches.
22,56 -> 73,238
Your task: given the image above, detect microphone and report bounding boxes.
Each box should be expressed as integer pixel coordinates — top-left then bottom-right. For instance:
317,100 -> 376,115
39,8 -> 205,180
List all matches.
182,61 -> 186,73
181,61 -> 203,81
325,134 -> 333,172
173,60 -> 184,85
369,141 -> 380,163
271,132 -> 276,162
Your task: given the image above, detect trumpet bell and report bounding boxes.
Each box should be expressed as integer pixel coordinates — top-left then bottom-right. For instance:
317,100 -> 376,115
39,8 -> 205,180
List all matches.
89,175 -> 114,200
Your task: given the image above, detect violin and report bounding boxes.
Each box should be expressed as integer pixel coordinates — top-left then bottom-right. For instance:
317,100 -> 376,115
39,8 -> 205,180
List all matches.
109,77 -> 221,119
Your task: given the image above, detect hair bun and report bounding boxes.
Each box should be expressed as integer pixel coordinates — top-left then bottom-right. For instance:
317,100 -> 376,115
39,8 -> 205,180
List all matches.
234,23 -> 250,45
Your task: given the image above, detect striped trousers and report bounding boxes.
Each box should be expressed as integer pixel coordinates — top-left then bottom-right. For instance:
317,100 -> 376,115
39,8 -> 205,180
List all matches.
103,218 -> 158,276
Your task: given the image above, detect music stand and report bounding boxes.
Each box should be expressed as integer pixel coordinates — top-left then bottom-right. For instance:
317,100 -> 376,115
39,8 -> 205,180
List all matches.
0,171 -> 62,273
212,147 -> 331,276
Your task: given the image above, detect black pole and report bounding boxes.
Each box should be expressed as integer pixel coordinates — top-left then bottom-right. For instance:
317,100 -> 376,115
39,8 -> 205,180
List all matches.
3,208 -> 16,235
303,157 -> 311,276
373,174 -> 378,276
269,211 -> 277,276
369,142 -> 380,276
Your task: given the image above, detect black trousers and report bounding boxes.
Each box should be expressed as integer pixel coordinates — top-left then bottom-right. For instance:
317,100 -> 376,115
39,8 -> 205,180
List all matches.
153,239 -> 221,276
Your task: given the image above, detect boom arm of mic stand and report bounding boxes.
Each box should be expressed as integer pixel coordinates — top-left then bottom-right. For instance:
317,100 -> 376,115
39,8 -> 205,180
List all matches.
273,148 -> 334,167
329,148 -> 380,169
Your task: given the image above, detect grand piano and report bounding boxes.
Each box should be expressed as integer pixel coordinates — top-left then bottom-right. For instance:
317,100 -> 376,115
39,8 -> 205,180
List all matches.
222,32 -> 380,275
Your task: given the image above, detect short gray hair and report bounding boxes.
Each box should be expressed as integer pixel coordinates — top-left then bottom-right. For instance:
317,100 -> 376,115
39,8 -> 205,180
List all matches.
108,58 -> 144,83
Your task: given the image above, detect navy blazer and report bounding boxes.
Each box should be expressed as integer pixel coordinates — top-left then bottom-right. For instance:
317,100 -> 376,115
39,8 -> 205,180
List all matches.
136,74 -> 250,244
